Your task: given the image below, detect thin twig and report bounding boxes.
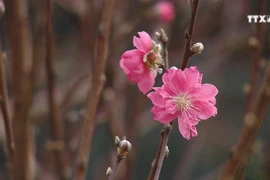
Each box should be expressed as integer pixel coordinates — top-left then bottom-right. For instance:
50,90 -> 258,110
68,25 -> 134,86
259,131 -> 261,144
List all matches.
108,159 -> 122,180
44,0 -> 70,179
0,41 -> 14,172
148,1 -> 201,179
220,63 -> 270,179
74,0 -> 115,179
4,0 -> 34,179
181,0 -> 200,69
31,0 -> 46,93
153,125 -> 172,180
147,133 -> 165,180
147,28 -> 171,180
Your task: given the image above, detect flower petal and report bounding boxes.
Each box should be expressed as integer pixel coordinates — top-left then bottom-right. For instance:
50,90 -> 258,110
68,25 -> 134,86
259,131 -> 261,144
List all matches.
165,100 -> 177,114
121,50 -> 144,71
178,119 -> 191,140
183,66 -> 202,88
138,70 -> 156,94
152,106 -> 176,124
162,69 -> 188,94
191,101 -> 217,120
133,31 -> 152,53
200,84 -> 218,105
189,124 -> 198,137
147,91 -> 167,107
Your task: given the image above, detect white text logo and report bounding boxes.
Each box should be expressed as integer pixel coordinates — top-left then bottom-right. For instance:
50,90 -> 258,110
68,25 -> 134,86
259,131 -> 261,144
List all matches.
247,15 -> 270,23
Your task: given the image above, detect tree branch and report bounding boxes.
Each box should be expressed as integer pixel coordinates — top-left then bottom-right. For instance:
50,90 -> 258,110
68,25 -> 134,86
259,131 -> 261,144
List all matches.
221,0 -> 266,179
181,0 -> 200,69
4,0 -> 34,179
220,63 -> 270,179
74,0 -> 115,179
44,0 -> 70,179
0,41 -> 14,174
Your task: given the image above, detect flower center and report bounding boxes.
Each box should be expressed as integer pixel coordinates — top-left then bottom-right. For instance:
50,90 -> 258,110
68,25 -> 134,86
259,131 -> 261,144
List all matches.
173,95 -> 191,111
144,51 -> 158,69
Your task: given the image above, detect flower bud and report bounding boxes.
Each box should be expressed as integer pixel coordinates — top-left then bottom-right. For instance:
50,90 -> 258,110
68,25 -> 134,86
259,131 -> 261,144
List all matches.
0,1 -> 5,18
165,146 -> 169,159
119,140 -> 132,152
117,139 -> 132,159
170,66 -> 178,70
248,36 -> 259,49
115,136 -> 120,146
190,42 -> 204,55
243,83 -> 251,94
157,68 -> 163,74
154,2 -> 175,23
106,167 -> 112,176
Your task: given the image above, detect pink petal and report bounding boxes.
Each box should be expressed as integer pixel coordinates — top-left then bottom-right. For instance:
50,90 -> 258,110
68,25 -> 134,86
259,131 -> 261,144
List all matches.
200,84 -> 218,105
154,86 -> 172,98
121,50 -> 144,72
172,70 -> 188,93
120,50 -> 146,83
162,82 -> 179,97
189,125 -> 198,137
133,31 -> 152,53
178,119 -> 191,140
191,101 -> 217,120
147,91 -> 167,107
152,106 -> 176,124
120,58 -> 130,74
155,2 -> 175,23
138,70 -> 157,94
183,66 -> 201,88
162,69 -> 188,94
165,100 -> 177,114
187,117 -> 200,125
162,68 -> 177,83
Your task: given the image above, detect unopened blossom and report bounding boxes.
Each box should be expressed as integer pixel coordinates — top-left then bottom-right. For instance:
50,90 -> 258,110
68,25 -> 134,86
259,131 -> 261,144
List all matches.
147,66 -> 218,140
155,1 -> 175,23
120,31 -> 163,94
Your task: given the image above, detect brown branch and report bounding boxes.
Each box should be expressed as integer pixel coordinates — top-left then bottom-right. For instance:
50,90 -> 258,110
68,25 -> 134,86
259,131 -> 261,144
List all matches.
220,63 -> 270,179
4,0 -> 34,179
31,0 -> 47,94
44,0 -> 70,179
181,0 -> 200,69
108,159 -> 122,180
153,125 -> 172,180
221,0 -> 266,179
147,132 -> 165,180
74,0 -> 115,179
148,1 -> 201,179
0,42 -> 14,173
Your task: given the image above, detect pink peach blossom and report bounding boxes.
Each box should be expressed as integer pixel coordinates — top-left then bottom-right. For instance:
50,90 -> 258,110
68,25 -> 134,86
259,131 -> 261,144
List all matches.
120,31 -> 163,94
155,1 -> 175,23
147,67 -> 218,140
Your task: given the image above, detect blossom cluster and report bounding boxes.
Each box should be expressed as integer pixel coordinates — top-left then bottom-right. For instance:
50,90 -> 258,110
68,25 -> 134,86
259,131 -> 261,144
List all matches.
120,31 -> 218,140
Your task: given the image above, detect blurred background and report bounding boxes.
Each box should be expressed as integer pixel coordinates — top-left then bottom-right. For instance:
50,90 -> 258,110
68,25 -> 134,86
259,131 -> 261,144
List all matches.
0,0 -> 270,179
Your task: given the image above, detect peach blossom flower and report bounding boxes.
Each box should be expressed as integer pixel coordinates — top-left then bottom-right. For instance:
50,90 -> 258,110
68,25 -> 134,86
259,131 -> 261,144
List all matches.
155,1 -> 175,23
147,67 -> 218,139
120,31 -> 163,94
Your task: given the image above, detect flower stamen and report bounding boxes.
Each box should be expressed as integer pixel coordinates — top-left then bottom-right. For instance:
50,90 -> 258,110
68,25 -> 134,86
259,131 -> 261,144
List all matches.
173,95 -> 191,111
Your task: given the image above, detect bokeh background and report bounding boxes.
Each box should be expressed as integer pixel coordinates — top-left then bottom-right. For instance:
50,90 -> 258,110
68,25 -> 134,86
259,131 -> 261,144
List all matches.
0,0 -> 270,179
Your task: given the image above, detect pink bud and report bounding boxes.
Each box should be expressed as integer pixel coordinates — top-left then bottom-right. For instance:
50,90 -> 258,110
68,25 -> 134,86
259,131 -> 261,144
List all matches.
155,1 -> 175,23
0,0 -> 5,18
